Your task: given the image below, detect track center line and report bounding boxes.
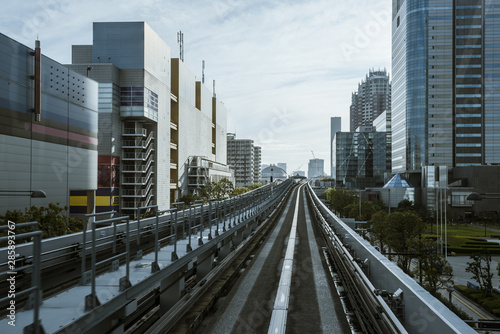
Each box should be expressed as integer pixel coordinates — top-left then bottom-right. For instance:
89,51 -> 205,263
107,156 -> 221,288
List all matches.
268,184 -> 303,334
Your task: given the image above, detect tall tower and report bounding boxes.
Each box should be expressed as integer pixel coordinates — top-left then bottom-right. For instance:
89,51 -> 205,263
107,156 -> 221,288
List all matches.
392,0 -> 500,172
349,69 -> 391,132
330,117 -> 341,178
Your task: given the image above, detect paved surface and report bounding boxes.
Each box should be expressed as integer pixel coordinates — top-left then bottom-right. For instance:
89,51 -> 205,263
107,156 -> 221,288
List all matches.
447,255 -> 500,289
197,186 -> 350,333
444,255 -> 500,322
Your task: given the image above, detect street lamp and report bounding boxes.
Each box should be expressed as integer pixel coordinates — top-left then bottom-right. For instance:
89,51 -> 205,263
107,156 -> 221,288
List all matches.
0,190 -> 47,198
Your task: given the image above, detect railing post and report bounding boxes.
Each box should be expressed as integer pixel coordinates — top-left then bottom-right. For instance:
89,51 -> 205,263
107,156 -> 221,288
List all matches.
119,217 -> 132,291
0,222 -> 45,334
223,201 -> 227,232
152,209 -> 161,273
208,200 -> 214,239
32,232 -> 42,334
171,209 -> 179,261
81,210 -> 115,285
188,205 -> 193,252
172,202 -> 185,239
136,207 -> 142,260
86,218 -> 99,310
199,202 -> 204,245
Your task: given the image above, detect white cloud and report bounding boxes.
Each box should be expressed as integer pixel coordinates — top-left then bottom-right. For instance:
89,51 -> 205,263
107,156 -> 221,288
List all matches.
0,0 -> 391,176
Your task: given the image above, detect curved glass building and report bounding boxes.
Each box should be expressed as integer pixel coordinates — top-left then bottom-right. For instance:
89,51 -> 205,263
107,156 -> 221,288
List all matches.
392,0 -> 500,172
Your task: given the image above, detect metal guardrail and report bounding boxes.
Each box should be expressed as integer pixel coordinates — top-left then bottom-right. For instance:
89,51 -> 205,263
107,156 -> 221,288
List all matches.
0,222 -> 43,334
84,215 -> 131,311
0,180 -> 294,333
81,210 -> 116,284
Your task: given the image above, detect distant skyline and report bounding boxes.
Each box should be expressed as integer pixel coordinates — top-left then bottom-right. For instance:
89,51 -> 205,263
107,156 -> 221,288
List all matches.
0,0 -> 391,175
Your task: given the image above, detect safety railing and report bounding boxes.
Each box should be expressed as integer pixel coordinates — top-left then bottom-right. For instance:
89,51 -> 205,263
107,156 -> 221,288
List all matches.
0,221 -> 43,334
83,215 -> 131,311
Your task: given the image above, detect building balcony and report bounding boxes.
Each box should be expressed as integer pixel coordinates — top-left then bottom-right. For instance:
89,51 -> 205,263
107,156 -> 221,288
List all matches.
121,164 -> 147,173
122,176 -> 147,185
122,128 -> 147,137
122,139 -> 146,149
121,189 -> 146,197
170,121 -> 178,130
122,152 -> 147,161
170,142 -> 178,150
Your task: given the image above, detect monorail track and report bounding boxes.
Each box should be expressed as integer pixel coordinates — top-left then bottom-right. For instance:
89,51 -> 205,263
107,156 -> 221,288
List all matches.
1,179 -> 474,333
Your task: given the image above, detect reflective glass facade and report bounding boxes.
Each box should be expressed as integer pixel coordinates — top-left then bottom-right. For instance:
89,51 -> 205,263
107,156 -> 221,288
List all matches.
392,0 -> 500,172
484,0 -> 500,163
334,131 -> 389,188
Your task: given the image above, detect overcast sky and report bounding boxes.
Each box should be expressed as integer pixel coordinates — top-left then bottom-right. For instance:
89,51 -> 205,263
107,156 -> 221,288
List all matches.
1,0 -> 391,175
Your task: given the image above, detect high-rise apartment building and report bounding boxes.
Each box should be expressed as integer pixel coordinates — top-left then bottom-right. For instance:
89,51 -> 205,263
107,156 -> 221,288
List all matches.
330,117 -> 342,178
227,133 -> 261,187
392,0 -> 500,172
350,69 -> 391,132
0,34 -> 98,215
69,22 -> 229,214
254,146 -> 262,182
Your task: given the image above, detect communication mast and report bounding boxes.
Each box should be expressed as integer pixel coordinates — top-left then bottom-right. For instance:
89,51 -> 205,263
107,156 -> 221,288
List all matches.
177,31 -> 184,61
202,60 -> 205,84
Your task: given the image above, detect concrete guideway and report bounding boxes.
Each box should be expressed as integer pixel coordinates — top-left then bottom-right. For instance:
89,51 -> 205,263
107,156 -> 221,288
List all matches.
0,180 -> 294,334
198,184 -> 350,334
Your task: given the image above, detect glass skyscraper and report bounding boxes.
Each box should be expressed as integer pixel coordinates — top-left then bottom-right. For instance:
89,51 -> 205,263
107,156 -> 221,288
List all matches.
392,0 -> 500,172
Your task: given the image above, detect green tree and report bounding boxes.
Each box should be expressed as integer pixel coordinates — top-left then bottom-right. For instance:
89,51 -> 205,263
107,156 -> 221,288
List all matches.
416,239 -> 454,295
231,187 -> 249,197
322,188 -> 334,201
386,211 -> 425,274
346,200 -> 380,221
397,199 -> 415,212
329,189 -> 358,217
218,178 -> 234,198
466,253 -> 494,297
198,178 -> 234,202
1,203 -> 82,239
247,183 -> 262,190
178,193 -> 200,206
371,210 -> 389,252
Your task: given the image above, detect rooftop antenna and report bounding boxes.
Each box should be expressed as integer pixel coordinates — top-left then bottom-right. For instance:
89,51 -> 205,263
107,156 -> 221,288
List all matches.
202,60 -> 205,84
177,31 -> 184,62
213,79 -> 216,98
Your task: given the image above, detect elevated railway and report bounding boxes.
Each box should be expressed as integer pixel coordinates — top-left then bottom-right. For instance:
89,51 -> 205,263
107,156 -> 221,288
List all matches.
0,180 -> 476,333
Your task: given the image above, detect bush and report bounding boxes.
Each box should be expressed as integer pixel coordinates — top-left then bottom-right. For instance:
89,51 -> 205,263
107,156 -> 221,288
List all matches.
455,285 -> 500,316
0,203 -> 82,244
482,299 -> 500,310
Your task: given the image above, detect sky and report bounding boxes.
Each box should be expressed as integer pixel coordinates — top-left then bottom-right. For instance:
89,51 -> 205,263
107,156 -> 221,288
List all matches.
0,0 -> 391,175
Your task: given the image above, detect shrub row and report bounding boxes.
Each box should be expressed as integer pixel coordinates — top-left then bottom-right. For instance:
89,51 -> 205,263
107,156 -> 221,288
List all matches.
455,285 -> 500,316
448,247 -> 500,255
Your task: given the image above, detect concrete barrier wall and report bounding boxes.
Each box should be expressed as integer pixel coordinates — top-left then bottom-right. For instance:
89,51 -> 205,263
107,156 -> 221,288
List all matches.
308,183 -> 475,334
